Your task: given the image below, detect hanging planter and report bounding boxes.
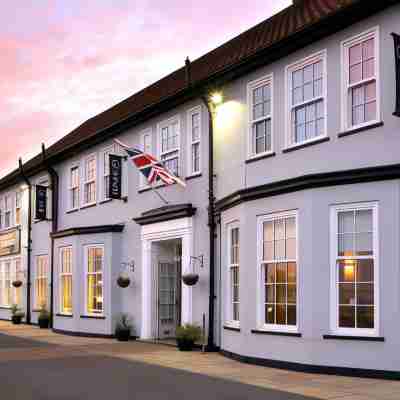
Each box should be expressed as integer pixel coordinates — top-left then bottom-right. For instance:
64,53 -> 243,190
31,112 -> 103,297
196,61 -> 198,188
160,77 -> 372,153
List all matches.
182,273 -> 199,286
117,273 -> 131,288
12,280 -> 23,288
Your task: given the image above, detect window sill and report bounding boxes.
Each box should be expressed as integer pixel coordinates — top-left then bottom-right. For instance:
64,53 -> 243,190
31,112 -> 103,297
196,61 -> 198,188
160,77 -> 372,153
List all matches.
99,198 -> 112,205
80,315 -> 105,320
245,152 -> 276,164
282,136 -> 330,153
186,173 -> 202,181
66,208 -> 79,215
81,202 -> 97,210
338,121 -> 384,138
323,334 -> 384,342
33,218 -> 51,224
0,306 -> 11,310
251,329 -> 302,337
56,313 -> 73,318
223,324 -> 240,332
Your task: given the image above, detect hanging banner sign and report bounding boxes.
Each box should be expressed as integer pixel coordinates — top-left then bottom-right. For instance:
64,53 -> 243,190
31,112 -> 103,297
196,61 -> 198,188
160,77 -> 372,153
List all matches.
35,185 -> 47,220
0,229 -> 20,257
109,154 -> 123,199
392,33 -> 400,117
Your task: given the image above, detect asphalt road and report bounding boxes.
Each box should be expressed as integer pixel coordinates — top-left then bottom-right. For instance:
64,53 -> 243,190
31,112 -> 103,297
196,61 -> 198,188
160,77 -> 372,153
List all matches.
0,333 -> 317,400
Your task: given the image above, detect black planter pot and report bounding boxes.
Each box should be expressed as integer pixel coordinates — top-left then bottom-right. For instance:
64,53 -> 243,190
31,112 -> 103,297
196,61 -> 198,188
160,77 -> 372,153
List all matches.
38,318 -> 50,329
117,276 -> 131,288
176,338 -> 195,351
115,328 -> 131,341
182,273 -> 199,286
12,280 -> 23,288
11,315 -> 22,325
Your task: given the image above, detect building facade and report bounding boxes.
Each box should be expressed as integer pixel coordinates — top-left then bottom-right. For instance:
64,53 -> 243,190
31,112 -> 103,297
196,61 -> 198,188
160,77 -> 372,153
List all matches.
1,0 -> 400,377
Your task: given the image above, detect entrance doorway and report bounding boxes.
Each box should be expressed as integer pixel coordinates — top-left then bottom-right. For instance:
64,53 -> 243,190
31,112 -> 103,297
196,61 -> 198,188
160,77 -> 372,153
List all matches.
152,239 -> 182,340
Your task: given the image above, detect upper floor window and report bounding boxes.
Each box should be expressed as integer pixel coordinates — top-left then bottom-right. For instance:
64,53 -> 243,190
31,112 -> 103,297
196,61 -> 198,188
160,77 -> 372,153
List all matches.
101,148 -> 113,201
15,192 -> 22,226
83,155 -> 96,205
286,51 -> 326,147
330,203 -> 378,335
4,195 -> 12,229
342,27 -> 380,131
248,75 -> 273,157
187,107 -> 201,175
69,166 -> 80,210
259,211 -> 298,332
35,255 -> 49,309
227,224 -> 240,325
159,118 -> 180,177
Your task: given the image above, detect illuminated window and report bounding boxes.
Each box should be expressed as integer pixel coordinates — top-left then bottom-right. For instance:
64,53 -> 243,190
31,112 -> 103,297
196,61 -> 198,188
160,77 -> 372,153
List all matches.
286,51 -> 326,147
69,166 -> 80,210
60,247 -> 72,315
187,107 -> 201,175
86,246 -> 104,315
159,118 -> 180,177
35,255 -> 48,308
15,192 -> 22,226
227,224 -> 240,325
259,211 -> 297,331
342,27 -> 380,131
248,76 -> 272,157
2,261 -> 12,307
331,203 -> 377,334
83,156 -> 96,205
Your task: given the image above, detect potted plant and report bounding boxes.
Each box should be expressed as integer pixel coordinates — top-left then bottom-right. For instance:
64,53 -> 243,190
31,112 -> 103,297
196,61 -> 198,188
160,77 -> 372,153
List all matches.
176,324 -> 201,351
115,313 -> 133,341
38,304 -> 50,329
182,273 -> 199,286
117,272 -> 131,288
10,304 -> 24,325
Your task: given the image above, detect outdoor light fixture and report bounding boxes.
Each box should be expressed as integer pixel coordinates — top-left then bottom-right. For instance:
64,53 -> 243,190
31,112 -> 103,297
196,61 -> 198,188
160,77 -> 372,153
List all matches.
210,92 -> 223,105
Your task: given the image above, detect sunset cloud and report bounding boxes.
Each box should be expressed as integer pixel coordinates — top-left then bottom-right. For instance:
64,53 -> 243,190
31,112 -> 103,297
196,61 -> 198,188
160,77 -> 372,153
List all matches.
0,0 -> 291,176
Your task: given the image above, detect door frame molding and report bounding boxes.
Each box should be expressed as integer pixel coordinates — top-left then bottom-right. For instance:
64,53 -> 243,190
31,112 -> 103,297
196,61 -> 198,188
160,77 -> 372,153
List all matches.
140,217 -> 193,339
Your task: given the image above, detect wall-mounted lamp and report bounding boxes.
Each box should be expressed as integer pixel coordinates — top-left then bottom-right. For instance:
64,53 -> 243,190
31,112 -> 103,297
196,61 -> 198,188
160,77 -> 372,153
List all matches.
210,92 -> 223,106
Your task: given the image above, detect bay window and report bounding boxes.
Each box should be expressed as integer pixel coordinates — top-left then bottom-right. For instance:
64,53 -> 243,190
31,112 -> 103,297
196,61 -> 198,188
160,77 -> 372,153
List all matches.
286,51 -> 326,147
86,246 -> 104,315
227,224 -> 240,325
259,211 -> 297,331
248,75 -> 273,157
331,203 -> 378,334
342,27 -> 380,131
60,247 -> 72,314
35,255 -> 48,309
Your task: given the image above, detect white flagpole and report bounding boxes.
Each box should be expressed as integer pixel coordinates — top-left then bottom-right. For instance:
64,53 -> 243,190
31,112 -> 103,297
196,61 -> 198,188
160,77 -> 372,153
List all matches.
150,185 -> 169,205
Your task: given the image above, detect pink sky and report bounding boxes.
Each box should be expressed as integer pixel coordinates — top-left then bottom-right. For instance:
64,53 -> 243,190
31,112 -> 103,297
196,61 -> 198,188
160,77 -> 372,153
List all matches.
0,1 -> 291,176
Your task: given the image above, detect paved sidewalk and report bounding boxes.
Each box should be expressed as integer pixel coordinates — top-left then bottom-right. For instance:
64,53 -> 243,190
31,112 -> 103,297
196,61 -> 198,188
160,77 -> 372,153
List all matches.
0,321 -> 399,399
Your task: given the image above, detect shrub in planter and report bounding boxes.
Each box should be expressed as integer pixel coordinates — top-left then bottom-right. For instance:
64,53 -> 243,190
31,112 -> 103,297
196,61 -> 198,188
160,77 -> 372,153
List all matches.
10,304 -> 25,325
176,324 -> 202,351
115,313 -> 134,342
38,305 -> 50,329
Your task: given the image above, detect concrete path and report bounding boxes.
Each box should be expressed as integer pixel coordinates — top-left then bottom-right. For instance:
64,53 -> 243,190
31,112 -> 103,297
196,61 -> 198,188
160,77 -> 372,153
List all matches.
0,322 -> 399,399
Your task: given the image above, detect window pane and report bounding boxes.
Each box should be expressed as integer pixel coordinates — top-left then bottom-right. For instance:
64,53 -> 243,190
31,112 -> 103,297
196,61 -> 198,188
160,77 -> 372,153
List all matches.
355,232 -> 373,256
276,304 -> 286,325
287,305 -> 296,326
338,211 -> 354,234
338,234 -> 354,257
266,285 -> 275,303
356,259 -> 374,282
293,70 -> 303,88
287,262 -> 296,283
339,283 -> 356,305
363,59 -> 374,79
362,38 -> 374,59
350,63 -> 362,84
274,220 -> 285,240
265,304 -> 275,324
276,263 -> 286,283
357,306 -> 374,329
286,238 -> 296,260
276,284 -> 286,304
339,306 -> 355,328
349,43 -> 362,65
338,260 -> 356,282
265,264 -> 275,284
365,101 -> 377,122
357,283 -> 373,305
264,241 -> 274,260
263,221 -> 274,243
365,81 -> 376,102
275,240 -> 285,260
355,209 -> 372,232
287,284 -> 296,303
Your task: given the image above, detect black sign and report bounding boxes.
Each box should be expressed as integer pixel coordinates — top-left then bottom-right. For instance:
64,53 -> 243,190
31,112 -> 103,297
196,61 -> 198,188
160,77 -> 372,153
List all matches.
392,33 -> 400,117
35,185 -> 47,220
109,154 -> 123,199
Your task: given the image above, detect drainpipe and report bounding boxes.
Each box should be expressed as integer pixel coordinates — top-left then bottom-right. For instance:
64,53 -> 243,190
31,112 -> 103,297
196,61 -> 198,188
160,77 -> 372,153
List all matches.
19,158 -> 32,325
41,144 -> 59,329
201,95 -> 218,352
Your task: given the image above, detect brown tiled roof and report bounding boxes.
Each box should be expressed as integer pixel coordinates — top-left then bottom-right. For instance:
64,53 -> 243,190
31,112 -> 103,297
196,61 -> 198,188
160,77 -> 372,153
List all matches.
1,0 -> 396,188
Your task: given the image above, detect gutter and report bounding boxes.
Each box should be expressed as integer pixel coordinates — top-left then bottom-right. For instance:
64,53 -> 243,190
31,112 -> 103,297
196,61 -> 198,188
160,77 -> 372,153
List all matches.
41,144 -> 59,329
201,95 -> 218,352
18,159 -> 32,325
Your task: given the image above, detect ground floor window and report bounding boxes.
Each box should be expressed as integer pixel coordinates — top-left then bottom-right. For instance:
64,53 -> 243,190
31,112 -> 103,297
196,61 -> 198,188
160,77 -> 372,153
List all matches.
86,246 -> 104,315
227,224 -> 240,325
259,211 -> 297,331
331,203 -> 377,334
35,255 -> 48,309
59,247 -> 72,314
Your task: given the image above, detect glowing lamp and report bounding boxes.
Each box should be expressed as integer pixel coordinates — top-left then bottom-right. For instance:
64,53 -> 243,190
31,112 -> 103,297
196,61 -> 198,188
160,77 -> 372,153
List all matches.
211,92 -> 223,105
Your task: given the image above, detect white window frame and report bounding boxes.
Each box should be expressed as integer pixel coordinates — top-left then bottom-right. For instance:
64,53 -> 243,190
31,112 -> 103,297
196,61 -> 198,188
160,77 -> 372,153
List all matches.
247,74 -> 274,160
84,244 -> 104,316
35,255 -> 49,309
157,115 -> 181,179
257,210 -> 299,333
187,106 -> 202,176
68,164 -> 80,211
15,191 -> 22,226
285,50 -> 328,149
139,129 -> 153,189
100,146 -> 115,202
59,246 -> 73,315
225,221 -> 240,328
1,260 -> 13,307
82,154 -> 97,207
341,26 -> 381,133
330,202 -> 379,337
4,194 -> 12,229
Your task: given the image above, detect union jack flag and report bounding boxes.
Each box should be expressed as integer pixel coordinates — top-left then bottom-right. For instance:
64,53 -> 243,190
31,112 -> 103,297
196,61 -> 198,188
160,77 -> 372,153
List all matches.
114,139 -> 186,188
